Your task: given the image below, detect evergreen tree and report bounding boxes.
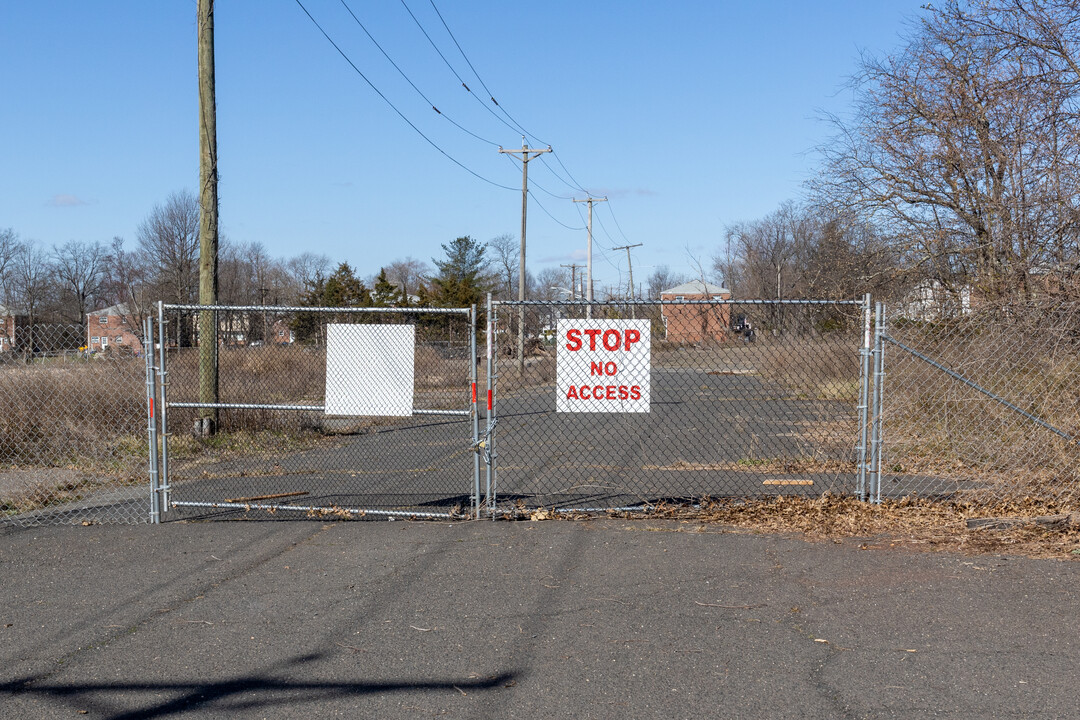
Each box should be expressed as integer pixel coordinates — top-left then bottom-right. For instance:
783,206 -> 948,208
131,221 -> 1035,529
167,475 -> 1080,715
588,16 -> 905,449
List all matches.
431,236 -> 491,307
291,263 -> 372,343
371,268 -> 401,307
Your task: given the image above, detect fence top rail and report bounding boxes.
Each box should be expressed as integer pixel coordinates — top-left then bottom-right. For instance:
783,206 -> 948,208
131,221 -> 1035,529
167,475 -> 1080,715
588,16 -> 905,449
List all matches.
492,298 -> 863,307
161,303 -> 471,315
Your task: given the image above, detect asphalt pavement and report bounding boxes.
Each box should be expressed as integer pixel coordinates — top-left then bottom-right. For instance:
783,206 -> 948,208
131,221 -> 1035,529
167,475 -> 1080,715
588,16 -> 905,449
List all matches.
1,518 -> 1076,719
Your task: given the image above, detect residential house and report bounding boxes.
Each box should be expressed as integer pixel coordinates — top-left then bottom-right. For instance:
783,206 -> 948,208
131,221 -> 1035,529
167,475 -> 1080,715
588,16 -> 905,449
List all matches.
0,305 -> 28,353
270,318 -> 294,344
87,304 -> 144,354
660,281 -> 732,343
897,280 -> 972,321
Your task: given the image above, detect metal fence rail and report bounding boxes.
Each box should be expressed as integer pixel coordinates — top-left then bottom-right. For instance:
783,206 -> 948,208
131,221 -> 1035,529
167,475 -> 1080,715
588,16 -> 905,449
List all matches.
155,303 -> 479,521
484,297 -> 868,515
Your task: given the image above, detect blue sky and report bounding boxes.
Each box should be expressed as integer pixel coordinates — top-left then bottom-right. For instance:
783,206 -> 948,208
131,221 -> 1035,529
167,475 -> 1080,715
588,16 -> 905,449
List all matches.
0,1 -> 924,294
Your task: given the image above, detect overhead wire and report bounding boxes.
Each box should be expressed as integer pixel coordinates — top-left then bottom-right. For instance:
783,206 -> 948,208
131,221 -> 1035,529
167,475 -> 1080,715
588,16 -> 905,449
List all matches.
399,0 -> 523,138
534,154 -> 587,197
425,0 -> 548,146
604,199 -> 634,245
498,154 -> 575,201
337,0 -> 500,147
293,0 -> 518,192
569,201 -> 622,275
527,191 -> 585,231
304,0 -> 637,280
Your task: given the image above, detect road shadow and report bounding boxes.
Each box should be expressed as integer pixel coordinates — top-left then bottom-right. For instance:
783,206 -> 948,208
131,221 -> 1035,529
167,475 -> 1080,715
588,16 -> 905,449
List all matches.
0,652 -> 519,719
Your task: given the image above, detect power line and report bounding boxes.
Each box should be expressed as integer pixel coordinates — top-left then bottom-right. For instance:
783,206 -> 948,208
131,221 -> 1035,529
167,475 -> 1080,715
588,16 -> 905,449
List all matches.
399,0 -> 522,137
535,154 -> 587,196
502,155 -> 574,200
604,199 -> 633,245
293,0 -> 518,192
527,191 -> 585,231
550,149 -> 592,194
338,0 -> 500,147
426,0 -> 552,147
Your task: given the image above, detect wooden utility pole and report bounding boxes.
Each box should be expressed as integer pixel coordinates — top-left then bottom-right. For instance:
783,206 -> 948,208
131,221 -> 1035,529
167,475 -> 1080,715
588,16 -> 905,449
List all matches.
572,196 -> 606,318
613,243 -> 643,318
197,0 -> 219,435
499,139 -> 551,372
560,263 -> 583,301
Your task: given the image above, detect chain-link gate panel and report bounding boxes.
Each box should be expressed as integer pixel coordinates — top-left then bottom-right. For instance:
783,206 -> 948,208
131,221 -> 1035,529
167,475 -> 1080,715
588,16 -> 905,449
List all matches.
157,304 -> 478,520
879,299 -> 1080,504
486,298 -> 866,513
0,320 -> 150,527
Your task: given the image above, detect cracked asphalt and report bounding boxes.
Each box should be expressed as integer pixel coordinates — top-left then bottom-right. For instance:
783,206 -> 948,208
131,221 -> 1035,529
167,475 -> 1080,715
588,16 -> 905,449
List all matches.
0,518 -> 1076,719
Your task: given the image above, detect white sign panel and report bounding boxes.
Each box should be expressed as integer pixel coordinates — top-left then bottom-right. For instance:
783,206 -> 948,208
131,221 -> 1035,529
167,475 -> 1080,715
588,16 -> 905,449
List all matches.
556,319 -> 650,413
325,324 -> 414,416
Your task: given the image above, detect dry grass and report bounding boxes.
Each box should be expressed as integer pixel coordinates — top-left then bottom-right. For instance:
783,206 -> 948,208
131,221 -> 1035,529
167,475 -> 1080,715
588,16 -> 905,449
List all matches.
0,358 -> 146,471
883,318 -> 1080,503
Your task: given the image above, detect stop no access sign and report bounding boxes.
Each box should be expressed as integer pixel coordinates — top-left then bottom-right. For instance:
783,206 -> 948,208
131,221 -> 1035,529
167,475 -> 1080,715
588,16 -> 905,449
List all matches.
556,319 -> 651,413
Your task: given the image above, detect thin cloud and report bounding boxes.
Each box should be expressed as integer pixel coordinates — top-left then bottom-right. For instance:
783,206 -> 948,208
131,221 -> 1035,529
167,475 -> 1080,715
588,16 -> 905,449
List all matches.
49,194 -> 88,207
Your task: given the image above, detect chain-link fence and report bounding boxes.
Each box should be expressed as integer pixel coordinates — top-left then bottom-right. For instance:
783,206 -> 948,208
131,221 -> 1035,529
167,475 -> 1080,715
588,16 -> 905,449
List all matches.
6,295 -> 1077,527
484,298 -> 868,514
156,304 -> 479,521
878,298 -> 1080,504
0,322 -> 150,527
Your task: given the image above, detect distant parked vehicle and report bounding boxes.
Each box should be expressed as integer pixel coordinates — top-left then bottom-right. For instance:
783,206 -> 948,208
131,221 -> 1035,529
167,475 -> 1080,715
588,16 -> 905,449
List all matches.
731,314 -> 755,343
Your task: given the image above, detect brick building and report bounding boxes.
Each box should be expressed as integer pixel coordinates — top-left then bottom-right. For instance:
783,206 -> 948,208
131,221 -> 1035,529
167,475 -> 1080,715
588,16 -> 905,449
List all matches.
0,305 -> 28,353
87,303 -> 144,355
660,281 -> 732,343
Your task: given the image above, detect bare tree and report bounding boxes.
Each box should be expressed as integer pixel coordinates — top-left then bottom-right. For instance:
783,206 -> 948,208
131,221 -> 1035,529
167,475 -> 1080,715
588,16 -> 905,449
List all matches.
286,252 -> 331,304
385,257 -> 431,304
101,236 -> 152,328
137,190 -> 201,307
815,2 -> 1080,302
534,266 -> 570,302
10,240 -> 52,352
487,233 -> 519,300
52,240 -> 108,324
717,202 -> 812,300
0,228 -> 17,305
646,266 -> 688,300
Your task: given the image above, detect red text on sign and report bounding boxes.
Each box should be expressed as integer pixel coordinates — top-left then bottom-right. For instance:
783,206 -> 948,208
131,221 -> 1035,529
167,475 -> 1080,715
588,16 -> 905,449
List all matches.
565,385 -> 642,401
565,328 -> 642,352
590,361 -> 618,376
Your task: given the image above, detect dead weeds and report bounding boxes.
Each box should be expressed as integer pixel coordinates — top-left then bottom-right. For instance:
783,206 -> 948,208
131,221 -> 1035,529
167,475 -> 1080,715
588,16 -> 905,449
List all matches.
605,494 -> 1080,560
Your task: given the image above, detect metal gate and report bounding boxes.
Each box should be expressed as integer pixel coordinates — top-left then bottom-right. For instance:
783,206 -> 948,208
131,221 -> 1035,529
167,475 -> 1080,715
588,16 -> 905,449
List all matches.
146,302 -> 480,521
875,299 -> 1080,504
483,296 -> 871,515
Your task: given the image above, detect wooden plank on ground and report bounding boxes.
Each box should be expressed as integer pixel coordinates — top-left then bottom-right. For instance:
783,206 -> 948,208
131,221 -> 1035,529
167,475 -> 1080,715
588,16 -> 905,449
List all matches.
225,491 -> 309,503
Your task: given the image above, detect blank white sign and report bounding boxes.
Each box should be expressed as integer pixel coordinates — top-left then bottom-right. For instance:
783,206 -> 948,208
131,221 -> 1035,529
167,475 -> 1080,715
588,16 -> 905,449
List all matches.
325,324 -> 414,416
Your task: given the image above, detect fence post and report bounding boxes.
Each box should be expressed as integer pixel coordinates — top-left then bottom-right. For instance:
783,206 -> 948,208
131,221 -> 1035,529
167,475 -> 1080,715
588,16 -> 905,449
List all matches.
857,293 -> 872,501
869,302 -> 886,504
486,293 -> 497,519
143,316 -> 160,524
470,303 -> 480,520
157,301 -> 171,511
